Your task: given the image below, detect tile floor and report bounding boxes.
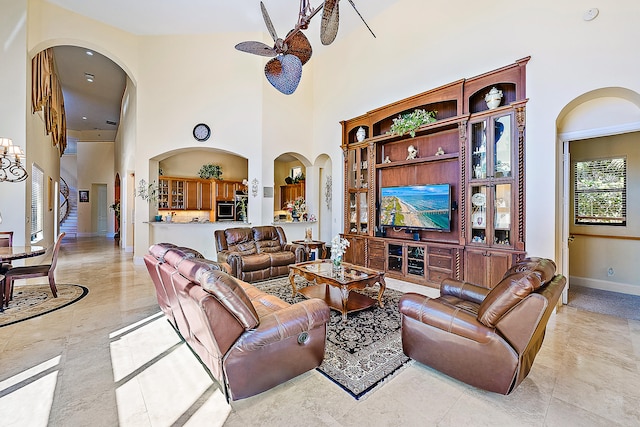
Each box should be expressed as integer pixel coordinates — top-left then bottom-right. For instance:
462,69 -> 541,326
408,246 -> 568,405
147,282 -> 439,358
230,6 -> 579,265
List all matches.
0,237 -> 638,426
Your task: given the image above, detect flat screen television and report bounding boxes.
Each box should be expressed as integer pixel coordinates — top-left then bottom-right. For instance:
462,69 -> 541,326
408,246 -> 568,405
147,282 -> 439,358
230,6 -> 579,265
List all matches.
379,184 -> 452,231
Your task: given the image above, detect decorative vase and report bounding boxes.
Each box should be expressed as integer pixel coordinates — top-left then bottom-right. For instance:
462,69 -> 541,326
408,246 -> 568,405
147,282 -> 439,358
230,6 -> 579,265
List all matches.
485,87 -> 503,110
292,212 -> 300,222
304,227 -> 312,242
154,215 -> 162,222
356,126 -> 366,142
332,256 -> 343,274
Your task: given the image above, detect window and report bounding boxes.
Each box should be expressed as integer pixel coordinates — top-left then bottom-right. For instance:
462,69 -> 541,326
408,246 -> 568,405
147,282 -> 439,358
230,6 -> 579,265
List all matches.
31,164 -> 44,243
573,157 -> 627,226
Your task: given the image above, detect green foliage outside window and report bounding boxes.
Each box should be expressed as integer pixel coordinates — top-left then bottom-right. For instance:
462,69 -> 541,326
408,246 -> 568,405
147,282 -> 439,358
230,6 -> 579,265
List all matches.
574,157 -> 626,225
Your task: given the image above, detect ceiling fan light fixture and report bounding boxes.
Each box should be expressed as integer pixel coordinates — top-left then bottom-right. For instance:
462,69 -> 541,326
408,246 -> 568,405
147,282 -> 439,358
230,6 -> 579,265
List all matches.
84,73 -> 94,83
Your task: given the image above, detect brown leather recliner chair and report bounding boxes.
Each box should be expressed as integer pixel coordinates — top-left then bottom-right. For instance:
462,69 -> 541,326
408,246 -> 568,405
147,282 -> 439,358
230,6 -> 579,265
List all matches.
215,226 -> 306,282
399,257 -> 566,395
144,243 -> 330,401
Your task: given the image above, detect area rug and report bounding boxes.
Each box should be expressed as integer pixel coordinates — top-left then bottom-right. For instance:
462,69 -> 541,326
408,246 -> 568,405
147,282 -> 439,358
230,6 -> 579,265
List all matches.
568,285 -> 640,321
254,276 -> 409,399
0,284 -> 89,327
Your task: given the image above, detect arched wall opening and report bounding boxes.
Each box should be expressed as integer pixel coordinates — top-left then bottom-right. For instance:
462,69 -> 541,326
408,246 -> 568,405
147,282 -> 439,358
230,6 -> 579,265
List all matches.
556,87 -> 640,302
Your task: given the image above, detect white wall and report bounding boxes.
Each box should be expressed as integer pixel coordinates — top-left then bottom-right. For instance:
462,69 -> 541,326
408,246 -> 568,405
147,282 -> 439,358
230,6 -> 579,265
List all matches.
0,0 -> 28,245
14,0 -> 640,269
310,0 -> 640,258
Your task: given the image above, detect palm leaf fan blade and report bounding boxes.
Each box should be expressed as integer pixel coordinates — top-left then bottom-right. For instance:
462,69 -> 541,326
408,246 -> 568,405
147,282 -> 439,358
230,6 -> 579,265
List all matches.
235,41 -> 277,57
260,1 -> 279,42
265,55 -> 303,95
285,31 -> 313,65
321,0 -> 340,45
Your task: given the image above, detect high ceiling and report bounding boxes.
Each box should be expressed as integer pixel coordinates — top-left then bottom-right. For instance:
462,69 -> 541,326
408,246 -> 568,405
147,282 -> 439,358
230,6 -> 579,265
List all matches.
44,1 -> 392,136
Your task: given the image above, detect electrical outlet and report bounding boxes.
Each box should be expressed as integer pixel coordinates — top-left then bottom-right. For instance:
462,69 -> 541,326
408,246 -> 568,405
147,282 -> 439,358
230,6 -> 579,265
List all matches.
607,267 -> 614,277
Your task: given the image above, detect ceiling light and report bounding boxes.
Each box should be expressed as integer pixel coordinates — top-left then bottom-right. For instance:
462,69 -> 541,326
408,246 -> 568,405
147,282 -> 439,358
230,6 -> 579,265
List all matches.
86,50 -> 94,56
82,116 -> 87,120
84,73 -> 94,83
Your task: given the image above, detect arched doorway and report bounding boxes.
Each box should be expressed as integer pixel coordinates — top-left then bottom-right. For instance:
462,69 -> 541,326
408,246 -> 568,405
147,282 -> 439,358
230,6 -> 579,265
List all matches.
114,173 -> 121,243
556,87 -> 640,303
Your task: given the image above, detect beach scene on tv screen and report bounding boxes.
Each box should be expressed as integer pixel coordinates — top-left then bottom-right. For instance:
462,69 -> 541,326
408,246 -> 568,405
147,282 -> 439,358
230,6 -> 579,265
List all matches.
380,185 -> 450,230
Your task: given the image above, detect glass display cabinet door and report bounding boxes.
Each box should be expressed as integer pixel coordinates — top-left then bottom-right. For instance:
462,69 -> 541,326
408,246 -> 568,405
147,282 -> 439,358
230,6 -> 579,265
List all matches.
348,150 -> 357,189
407,245 -> 425,276
470,185 -> 488,244
493,115 -> 512,179
387,244 -> 403,273
471,121 -> 487,180
158,180 -> 169,209
493,184 -> 511,246
359,146 -> 368,189
358,192 -> 368,233
349,192 -> 357,233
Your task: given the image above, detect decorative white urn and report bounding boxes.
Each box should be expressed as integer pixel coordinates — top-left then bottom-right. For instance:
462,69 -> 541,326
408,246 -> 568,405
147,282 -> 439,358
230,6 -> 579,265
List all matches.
485,87 -> 503,109
356,126 -> 366,142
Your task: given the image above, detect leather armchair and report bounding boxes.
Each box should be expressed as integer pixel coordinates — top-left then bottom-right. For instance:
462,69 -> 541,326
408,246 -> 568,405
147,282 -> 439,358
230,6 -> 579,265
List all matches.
399,257 -> 566,395
215,226 -> 306,282
144,243 -> 330,401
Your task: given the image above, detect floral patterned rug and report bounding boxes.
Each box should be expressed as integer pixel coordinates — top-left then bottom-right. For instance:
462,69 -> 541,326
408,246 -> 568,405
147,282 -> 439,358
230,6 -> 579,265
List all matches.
254,276 -> 409,399
0,284 -> 88,327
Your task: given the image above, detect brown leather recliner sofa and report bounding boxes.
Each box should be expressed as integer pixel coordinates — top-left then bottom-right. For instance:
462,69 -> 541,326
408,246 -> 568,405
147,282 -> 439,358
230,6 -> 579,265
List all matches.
144,243 -> 330,401
214,225 -> 306,282
399,257 -> 566,395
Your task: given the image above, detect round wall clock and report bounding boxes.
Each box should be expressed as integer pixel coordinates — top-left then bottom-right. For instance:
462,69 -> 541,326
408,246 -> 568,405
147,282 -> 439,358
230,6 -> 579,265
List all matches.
193,123 -> 211,142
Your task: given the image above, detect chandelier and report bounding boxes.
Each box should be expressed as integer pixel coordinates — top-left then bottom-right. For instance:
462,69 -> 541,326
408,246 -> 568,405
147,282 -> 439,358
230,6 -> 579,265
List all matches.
0,137 -> 27,183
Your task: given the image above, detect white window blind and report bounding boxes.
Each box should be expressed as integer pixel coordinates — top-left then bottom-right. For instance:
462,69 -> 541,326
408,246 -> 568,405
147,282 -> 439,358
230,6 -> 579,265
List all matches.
31,164 -> 44,242
573,157 -> 627,226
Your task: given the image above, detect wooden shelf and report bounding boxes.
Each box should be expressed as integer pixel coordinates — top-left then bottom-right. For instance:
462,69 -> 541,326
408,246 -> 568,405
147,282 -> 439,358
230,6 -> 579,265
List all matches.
353,115 -> 469,147
376,152 -> 459,169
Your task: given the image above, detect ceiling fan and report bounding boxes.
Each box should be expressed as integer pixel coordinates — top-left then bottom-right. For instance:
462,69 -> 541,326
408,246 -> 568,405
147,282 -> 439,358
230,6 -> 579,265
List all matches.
235,0 -> 375,95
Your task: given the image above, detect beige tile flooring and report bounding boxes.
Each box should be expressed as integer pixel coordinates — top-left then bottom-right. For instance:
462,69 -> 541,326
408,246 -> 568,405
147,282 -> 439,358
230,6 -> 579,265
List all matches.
0,237 -> 638,426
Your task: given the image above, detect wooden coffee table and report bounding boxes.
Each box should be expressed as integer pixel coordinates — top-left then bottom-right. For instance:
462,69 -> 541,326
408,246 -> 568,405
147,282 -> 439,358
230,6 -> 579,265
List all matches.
288,260 -> 386,321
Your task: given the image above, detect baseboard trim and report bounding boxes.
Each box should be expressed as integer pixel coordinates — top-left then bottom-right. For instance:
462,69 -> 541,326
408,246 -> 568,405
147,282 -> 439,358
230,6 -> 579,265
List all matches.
570,276 -> 640,296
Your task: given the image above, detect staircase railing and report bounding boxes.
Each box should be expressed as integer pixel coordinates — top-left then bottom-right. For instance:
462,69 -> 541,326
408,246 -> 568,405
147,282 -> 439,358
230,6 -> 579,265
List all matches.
60,176 -> 70,224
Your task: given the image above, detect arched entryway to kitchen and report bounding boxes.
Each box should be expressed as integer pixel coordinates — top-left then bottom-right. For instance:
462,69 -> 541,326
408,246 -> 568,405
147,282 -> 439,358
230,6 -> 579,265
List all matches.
157,148 -> 248,223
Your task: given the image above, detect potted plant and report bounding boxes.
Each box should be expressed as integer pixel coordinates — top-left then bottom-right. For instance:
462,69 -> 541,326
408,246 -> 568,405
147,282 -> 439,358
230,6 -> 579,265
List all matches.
198,163 -> 222,179
109,201 -> 121,239
387,109 -> 437,137
293,171 -> 305,184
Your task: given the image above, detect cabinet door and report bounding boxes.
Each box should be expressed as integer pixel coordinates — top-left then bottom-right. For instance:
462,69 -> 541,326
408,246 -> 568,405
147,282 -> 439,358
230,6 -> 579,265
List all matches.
158,178 -> 169,209
368,240 -> 385,271
406,245 -> 426,278
465,249 -> 511,288
170,180 -> 185,209
185,180 -> 198,210
386,243 -> 404,274
468,112 -> 515,248
346,145 -> 370,235
200,181 -> 212,210
344,236 -> 365,265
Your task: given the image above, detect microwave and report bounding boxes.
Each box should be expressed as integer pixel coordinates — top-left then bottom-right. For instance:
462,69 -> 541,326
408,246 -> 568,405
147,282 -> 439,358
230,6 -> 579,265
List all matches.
216,202 -> 235,220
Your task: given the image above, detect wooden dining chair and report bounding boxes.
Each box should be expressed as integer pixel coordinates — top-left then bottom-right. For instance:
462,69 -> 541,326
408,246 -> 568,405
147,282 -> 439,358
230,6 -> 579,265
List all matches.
3,232 -> 65,308
0,231 -> 14,274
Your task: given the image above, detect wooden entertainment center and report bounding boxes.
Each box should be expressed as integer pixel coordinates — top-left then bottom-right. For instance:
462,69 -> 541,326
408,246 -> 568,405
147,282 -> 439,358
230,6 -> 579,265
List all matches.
340,58 -> 529,289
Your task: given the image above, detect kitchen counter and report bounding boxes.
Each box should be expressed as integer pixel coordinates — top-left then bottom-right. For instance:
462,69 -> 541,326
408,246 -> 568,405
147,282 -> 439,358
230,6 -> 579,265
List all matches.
148,221 -> 249,259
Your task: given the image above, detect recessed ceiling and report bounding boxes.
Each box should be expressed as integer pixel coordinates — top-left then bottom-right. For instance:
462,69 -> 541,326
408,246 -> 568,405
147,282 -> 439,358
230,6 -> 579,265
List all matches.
53,46 -> 126,132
